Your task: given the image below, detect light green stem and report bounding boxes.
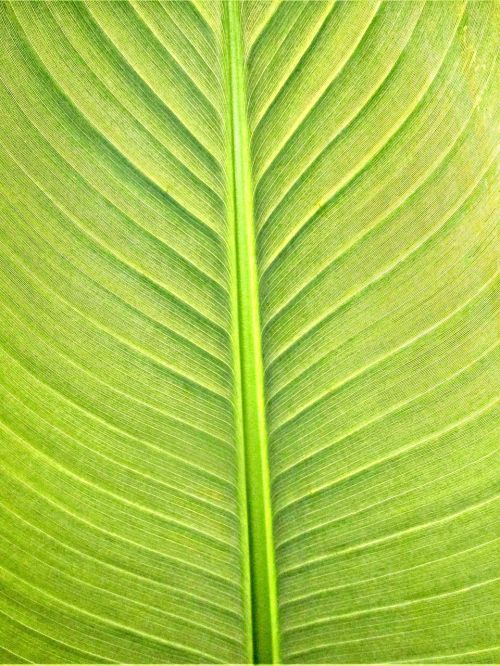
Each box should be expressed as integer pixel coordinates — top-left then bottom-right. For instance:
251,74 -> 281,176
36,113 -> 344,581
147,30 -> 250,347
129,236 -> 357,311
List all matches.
224,2 -> 280,663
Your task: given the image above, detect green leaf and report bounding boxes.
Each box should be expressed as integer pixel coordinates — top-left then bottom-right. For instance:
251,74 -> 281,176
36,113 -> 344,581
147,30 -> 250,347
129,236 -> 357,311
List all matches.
0,1 -> 498,663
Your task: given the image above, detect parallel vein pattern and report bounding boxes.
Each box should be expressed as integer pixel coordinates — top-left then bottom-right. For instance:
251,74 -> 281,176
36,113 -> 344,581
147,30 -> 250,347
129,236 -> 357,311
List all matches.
1,1 -> 499,663
0,2 -> 249,663
242,0 -> 499,662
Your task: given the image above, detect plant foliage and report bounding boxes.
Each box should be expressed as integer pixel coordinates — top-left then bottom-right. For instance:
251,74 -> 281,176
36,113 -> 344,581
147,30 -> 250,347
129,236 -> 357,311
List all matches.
0,1 -> 498,663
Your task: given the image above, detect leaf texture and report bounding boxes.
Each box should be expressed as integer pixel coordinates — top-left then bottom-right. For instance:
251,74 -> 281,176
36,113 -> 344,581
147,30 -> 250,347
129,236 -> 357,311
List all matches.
0,2 -> 249,663
0,1 -> 498,664
243,0 -> 499,662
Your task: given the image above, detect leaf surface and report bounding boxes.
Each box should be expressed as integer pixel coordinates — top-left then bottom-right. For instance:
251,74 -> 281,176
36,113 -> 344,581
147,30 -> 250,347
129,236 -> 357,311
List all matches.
0,1 -> 498,663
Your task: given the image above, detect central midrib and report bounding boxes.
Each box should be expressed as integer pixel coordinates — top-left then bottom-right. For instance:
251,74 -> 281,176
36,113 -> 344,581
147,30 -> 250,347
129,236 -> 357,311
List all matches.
223,3 -> 280,664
